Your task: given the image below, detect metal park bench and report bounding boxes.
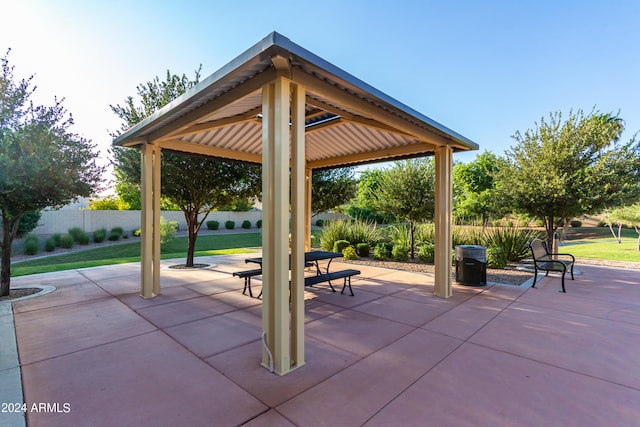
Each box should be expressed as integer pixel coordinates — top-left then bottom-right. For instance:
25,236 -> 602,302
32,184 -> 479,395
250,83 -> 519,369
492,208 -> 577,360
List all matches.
528,238 -> 575,292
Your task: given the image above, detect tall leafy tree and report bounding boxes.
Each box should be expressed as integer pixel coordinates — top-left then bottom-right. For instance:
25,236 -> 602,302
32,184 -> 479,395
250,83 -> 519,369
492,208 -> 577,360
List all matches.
311,167 -> 356,216
111,68 -> 261,267
495,109 -> 640,252
372,158 -> 435,258
345,169 -> 394,223
0,50 -> 102,296
453,151 -> 504,224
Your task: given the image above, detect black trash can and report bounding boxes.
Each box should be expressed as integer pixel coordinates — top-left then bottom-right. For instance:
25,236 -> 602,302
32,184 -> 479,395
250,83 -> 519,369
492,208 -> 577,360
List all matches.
455,245 -> 487,286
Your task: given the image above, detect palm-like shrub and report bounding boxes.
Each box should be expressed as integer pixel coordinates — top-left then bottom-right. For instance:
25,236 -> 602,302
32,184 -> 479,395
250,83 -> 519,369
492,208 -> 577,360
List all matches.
320,219 -> 381,251
481,226 -> 543,262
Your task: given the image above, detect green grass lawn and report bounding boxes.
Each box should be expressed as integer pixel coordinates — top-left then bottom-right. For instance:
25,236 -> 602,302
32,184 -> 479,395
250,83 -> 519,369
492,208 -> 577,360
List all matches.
11,232 -> 262,277
10,228 -> 640,278
561,237 -> 640,262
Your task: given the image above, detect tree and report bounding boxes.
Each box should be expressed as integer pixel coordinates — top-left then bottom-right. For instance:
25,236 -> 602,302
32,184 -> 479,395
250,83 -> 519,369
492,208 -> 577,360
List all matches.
345,169 -> 393,223
372,158 -> 435,259
111,68 -> 261,267
453,151 -> 505,224
0,50 -> 102,296
311,167 -> 356,216
604,204 -> 640,249
495,109 -> 640,252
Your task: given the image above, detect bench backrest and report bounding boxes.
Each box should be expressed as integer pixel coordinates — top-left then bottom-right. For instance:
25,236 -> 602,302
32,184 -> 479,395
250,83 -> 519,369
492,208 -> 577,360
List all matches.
529,239 -> 551,261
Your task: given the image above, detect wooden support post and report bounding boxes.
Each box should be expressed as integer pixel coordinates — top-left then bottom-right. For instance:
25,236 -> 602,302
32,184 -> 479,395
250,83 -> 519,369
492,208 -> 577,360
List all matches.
152,145 -> 161,296
140,144 -> 153,299
261,77 -> 293,375
434,145 -> 453,298
140,144 -> 162,299
305,168 -> 312,252
291,82 -> 306,369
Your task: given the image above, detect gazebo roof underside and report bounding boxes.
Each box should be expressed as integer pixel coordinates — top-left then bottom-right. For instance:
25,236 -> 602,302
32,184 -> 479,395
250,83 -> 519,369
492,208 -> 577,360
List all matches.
113,32 -> 478,169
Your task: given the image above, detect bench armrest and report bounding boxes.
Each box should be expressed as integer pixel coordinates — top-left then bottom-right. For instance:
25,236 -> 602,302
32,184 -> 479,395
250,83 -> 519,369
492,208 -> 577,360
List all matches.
550,253 -> 575,262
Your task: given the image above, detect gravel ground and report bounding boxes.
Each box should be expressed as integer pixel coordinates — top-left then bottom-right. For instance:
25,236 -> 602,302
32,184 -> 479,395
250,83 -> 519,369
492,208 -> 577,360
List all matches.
341,257 -> 533,286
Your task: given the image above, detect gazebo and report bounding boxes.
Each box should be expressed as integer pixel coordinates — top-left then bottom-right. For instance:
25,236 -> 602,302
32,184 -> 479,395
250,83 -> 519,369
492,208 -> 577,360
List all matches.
113,32 -> 478,375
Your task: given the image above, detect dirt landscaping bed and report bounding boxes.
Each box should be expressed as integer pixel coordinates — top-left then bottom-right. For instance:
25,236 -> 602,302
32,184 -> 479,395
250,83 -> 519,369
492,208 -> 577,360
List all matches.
341,257 -> 533,286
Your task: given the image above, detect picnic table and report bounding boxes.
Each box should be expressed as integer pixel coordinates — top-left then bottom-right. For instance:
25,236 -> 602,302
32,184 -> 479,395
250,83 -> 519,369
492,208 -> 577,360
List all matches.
245,250 -> 343,275
235,250 -> 360,297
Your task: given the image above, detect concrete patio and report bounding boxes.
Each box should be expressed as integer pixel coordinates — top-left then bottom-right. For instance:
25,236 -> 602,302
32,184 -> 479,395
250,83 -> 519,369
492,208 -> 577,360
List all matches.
2,255 -> 639,426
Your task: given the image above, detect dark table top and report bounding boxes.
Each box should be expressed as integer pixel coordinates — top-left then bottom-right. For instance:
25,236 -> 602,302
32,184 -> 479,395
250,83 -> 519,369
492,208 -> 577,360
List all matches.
245,250 -> 343,265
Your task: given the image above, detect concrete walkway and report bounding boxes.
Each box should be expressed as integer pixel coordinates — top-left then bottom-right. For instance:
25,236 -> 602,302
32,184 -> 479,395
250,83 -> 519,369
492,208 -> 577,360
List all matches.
3,255 -> 640,426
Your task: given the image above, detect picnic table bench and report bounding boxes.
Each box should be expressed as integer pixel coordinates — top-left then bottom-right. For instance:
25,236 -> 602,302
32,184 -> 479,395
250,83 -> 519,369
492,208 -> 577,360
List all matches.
528,238 -> 575,292
233,268 -> 263,298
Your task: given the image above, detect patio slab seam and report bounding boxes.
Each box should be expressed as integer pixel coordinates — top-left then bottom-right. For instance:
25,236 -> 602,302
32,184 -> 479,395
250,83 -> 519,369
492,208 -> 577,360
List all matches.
16,328 -> 162,369
467,339 -> 640,393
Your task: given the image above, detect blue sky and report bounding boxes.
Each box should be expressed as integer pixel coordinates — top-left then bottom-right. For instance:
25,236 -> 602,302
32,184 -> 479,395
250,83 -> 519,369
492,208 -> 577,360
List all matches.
2,0 -> 639,180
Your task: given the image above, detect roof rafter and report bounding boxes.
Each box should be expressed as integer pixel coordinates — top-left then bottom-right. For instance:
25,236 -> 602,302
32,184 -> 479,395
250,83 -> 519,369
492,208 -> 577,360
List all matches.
161,106 -> 262,141
148,68 -> 276,143
293,69 -> 452,148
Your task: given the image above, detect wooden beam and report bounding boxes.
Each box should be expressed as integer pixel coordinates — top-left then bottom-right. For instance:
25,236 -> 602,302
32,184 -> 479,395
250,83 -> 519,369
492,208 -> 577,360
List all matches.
305,117 -> 344,134
305,96 -> 417,140
158,139 -> 262,164
307,142 -> 434,169
147,68 -> 276,142
163,106 -> 262,140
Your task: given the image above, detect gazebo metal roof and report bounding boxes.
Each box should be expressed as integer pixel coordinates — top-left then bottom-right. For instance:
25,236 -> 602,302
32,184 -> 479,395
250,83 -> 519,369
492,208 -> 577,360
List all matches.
114,31 -> 477,168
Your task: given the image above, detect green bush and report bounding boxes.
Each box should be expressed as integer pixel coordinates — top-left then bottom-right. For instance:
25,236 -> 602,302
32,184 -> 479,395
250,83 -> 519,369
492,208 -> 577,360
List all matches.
68,227 -> 85,242
207,220 -> 219,230
60,234 -> 74,248
415,223 -> 435,247
570,220 -> 582,228
333,240 -> 351,253
160,217 -> 178,244
24,235 -> 39,255
108,229 -> 121,241
45,236 -> 56,252
225,220 -> 235,230
373,243 -> 392,260
51,233 -> 62,247
93,228 -> 107,243
111,226 -> 124,235
315,219 -> 324,227
343,246 -> 359,260
355,243 -> 370,257
487,246 -> 508,269
320,219 -> 381,251
133,228 -> 141,237
77,231 -> 90,245
256,219 -> 262,229
597,220 -> 607,227
392,244 -> 409,262
417,243 -> 435,263
242,220 -> 251,229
